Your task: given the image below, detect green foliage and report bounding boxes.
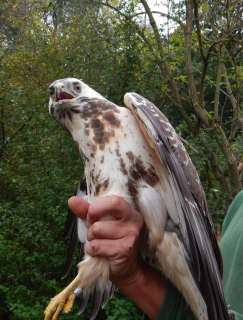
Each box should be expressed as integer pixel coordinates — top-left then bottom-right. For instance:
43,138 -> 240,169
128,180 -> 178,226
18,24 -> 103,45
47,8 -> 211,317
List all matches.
0,0 -> 242,319
105,294 -> 142,320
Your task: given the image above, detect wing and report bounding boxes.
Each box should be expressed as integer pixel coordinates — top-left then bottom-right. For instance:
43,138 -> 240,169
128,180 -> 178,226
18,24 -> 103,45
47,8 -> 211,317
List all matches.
124,92 -> 229,320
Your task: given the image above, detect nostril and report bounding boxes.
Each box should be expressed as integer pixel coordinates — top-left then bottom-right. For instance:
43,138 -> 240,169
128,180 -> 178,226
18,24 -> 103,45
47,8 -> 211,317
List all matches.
49,86 -> 55,95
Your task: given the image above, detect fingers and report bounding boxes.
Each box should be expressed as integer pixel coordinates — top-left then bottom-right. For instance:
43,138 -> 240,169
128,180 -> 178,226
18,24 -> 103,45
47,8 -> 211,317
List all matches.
68,195 -> 143,234
85,235 -> 137,258
68,196 -> 89,219
87,195 -> 138,223
87,220 -> 140,241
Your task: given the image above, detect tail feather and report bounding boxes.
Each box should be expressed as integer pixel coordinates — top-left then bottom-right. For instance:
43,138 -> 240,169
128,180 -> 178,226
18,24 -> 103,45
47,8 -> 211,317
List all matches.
76,280 -> 113,319
77,292 -> 89,315
89,285 -> 107,320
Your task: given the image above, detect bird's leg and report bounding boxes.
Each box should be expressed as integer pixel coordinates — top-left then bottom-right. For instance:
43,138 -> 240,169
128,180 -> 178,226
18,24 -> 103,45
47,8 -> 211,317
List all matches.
44,276 -> 79,320
44,256 -> 109,320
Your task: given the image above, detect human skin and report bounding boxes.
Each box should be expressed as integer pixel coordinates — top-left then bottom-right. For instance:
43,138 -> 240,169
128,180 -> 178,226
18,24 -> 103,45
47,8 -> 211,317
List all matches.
68,195 -> 166,319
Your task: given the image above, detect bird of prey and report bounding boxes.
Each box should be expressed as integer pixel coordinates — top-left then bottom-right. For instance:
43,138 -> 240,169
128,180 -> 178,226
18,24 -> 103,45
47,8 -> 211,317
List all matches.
44,77 -> 230,320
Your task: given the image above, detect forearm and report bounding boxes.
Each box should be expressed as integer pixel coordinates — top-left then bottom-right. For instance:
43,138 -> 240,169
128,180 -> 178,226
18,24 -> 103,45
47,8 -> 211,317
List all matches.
114,264 -> 166,320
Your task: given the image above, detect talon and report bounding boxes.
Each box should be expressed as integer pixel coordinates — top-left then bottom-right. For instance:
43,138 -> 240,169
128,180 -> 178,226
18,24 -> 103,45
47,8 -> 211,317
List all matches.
44,295 -> 66,320
43,273 -> 83,319
63,293 -> 76,314
44,290 -> 78,320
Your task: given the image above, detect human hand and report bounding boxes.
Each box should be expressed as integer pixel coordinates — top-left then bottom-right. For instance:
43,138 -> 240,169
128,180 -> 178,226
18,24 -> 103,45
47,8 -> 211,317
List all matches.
68,195 -> 144,286
68,195 -> 165,319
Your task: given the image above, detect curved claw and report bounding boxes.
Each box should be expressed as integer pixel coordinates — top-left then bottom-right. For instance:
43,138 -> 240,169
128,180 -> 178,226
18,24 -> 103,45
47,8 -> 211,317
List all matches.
44,297 -> 64,320
44,292 -> 76,320
63,293 -> 76,313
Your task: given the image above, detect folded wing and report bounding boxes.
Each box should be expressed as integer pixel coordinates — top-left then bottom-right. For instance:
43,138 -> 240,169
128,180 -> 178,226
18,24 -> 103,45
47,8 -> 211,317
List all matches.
124,92 -> 229,320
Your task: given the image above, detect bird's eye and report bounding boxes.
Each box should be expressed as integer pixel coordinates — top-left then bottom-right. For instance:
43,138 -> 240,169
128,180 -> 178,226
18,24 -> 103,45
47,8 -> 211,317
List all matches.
73,83 -> 81,92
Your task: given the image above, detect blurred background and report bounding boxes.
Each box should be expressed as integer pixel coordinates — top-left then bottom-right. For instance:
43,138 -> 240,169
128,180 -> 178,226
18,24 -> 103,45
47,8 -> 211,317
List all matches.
0,0 -> 242,319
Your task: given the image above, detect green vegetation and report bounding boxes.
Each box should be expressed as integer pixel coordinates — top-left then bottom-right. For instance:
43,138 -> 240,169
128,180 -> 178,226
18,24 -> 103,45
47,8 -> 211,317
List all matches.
0,1 -> 242,319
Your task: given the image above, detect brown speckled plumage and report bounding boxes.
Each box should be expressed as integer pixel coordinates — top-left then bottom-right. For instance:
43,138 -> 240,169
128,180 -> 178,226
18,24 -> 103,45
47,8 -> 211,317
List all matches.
46,78 -> 230,320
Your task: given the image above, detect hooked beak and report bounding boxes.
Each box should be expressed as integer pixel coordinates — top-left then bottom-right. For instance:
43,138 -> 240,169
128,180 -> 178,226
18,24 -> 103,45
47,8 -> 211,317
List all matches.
48,85 -> 75,115
49,85 -> 75,102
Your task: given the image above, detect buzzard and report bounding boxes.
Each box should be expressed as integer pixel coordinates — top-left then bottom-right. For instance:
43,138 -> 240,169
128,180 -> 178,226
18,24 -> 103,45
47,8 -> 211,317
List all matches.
44,78 -> 230,320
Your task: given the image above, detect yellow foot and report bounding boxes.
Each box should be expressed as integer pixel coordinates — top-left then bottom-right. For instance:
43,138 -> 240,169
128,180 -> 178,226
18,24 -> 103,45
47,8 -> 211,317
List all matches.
44,292 -> 76,320
63,293 -> 75,313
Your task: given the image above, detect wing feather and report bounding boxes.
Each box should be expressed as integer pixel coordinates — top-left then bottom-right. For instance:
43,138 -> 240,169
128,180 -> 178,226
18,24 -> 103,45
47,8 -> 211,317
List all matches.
124,92 -> 229,320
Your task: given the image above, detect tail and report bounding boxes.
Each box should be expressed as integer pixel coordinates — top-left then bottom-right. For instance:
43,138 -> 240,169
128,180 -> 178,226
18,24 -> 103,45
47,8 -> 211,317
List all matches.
76,280 -> 113,320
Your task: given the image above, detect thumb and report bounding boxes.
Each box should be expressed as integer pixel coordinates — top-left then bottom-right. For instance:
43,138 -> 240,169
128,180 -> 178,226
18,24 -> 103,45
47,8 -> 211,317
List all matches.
68,196 -> 89,219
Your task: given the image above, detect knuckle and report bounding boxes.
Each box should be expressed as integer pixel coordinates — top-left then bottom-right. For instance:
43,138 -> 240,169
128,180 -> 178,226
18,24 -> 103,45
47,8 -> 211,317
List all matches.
128,225 -> 139,238
127,222 -> 142,238
122,235 -> 135,254
87,204 -> 96,219
124,243 -> 133,256
87,229 -> 92,241
91,241 -> 98,252
84,242 -> 89,253
85,241 -> 99,255
91,222 -> 100,236
110,195 -> 123,209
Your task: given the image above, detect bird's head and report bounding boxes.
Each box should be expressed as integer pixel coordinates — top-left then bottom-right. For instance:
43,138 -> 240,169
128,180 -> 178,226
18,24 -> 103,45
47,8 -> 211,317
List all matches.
48,77 -> 103,114
48,77 -> 118,159
48,77 -> 105,132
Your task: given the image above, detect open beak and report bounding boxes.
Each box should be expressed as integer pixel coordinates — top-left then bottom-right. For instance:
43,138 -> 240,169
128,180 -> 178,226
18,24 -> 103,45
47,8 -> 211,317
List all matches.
48,86 -> 75,115
49,85 -> 75,102
55,91 -> 75,102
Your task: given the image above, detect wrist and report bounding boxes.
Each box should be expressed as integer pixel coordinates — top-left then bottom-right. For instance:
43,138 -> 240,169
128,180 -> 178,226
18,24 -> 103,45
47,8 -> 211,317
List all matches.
111,261 -> 145,289
114,263 -> 166,319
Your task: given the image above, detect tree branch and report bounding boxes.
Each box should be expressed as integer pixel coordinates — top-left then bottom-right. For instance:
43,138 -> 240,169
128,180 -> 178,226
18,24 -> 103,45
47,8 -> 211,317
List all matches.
238,157 -> 243,175
185,0 -> 209,126
192,0 -> 205,62
209,153 -> 231,195
0,104 -> 5,146
93,0 -> 195,132
132,10 -> 184,28
98,0 -> 194,130
97,1 -> 127,17
97,1 -> 184,27
141,0 -> 196,130
214,52 -> 223,121
221,63 -> 240,141
213,123 -> 241,195
200,38 -> 229,90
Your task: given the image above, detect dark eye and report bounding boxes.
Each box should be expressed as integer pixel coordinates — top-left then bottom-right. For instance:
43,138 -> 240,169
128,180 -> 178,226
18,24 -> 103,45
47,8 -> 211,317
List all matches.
73,82 -> 81,92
